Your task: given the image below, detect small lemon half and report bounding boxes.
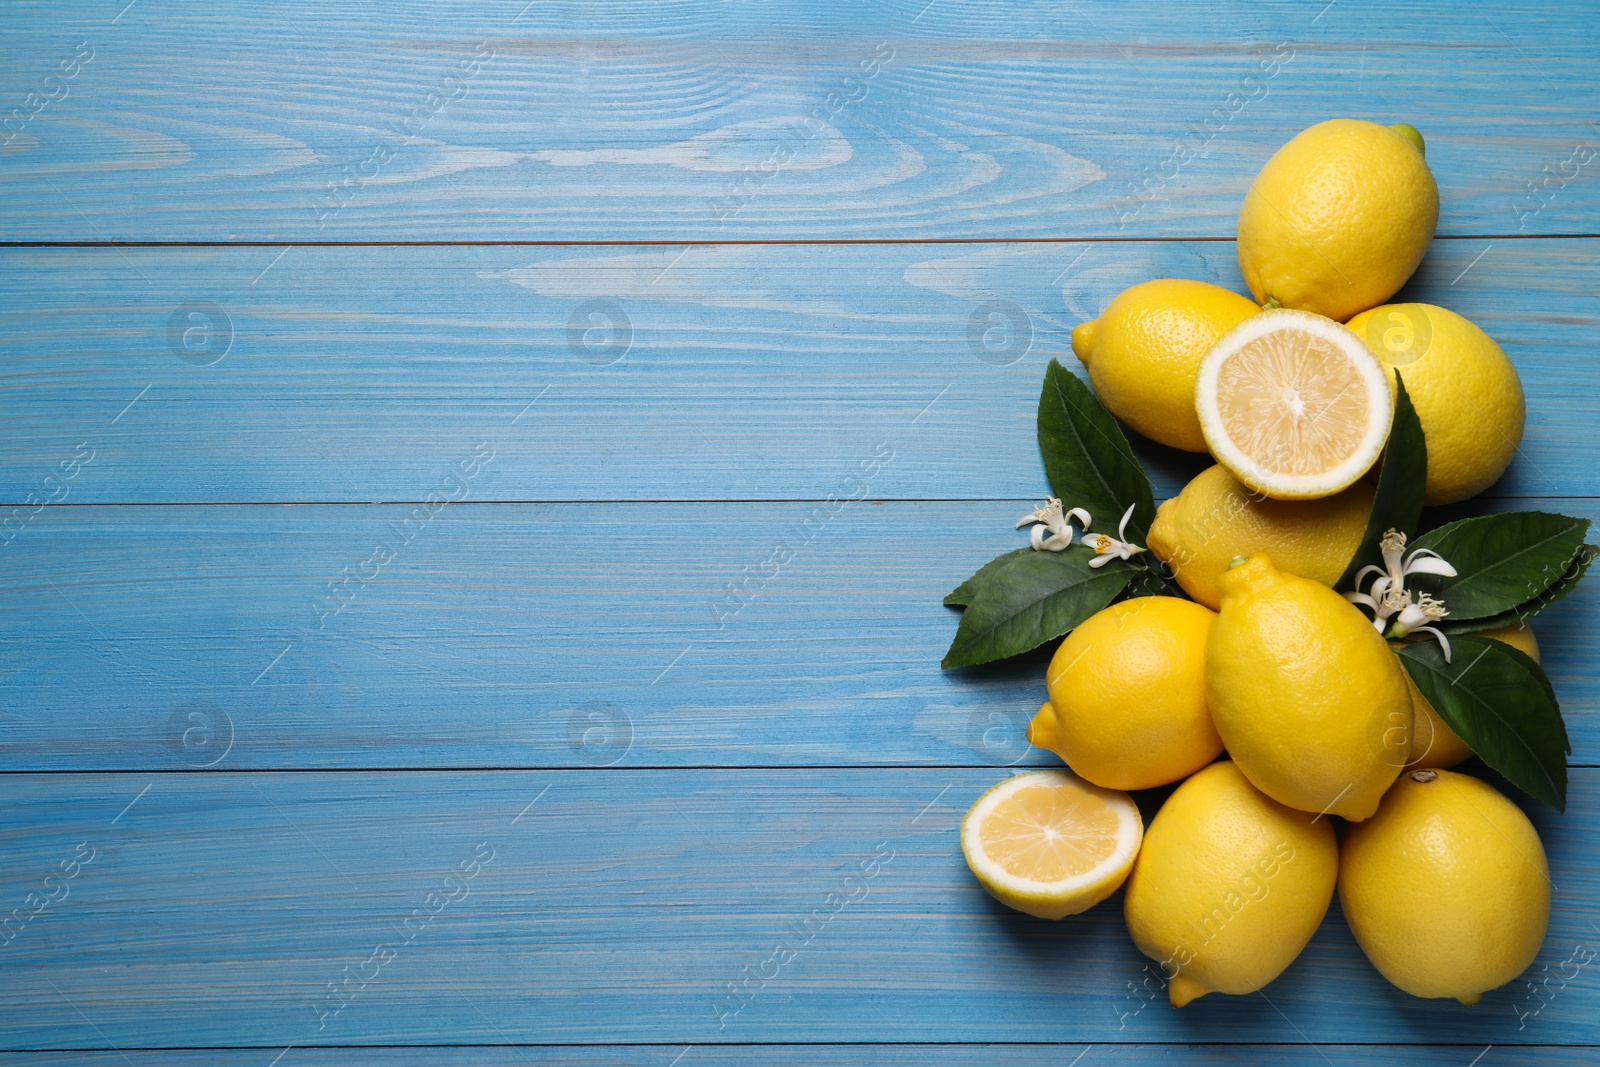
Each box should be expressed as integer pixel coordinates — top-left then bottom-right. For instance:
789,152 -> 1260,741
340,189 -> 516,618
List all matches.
961,770 -> 1142,920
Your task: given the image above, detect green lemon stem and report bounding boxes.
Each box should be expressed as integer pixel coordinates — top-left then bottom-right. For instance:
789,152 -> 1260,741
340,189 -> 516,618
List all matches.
1389,123 -> 1426,158
1261,297 -> 1282,311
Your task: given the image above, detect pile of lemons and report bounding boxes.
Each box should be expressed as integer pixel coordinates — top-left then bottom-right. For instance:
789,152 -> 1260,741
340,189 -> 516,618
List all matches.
960,120 -> 1547,1007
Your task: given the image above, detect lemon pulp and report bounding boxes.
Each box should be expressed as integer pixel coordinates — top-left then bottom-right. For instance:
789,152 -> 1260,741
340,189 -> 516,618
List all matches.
979,781 -> 1123,881
1197,309 -> 1392,499
961,770 -> 1143,919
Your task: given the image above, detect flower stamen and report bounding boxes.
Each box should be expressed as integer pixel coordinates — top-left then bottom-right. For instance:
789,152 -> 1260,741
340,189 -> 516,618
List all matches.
1345,529 -> 1457,661
1084,504 -> 1147,569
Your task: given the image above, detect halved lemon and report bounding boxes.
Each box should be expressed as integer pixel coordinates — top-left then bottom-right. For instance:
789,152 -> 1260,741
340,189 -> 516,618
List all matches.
1196,309 -> 1393,500
960,770 -> 1143,919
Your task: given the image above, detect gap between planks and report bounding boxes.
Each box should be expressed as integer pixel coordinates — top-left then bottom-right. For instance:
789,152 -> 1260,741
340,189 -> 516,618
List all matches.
2,234 -> 1597,249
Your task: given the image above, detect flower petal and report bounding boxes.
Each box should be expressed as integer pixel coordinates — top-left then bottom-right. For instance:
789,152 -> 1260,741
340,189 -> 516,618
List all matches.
1352,565 -> 1385,592
1403,555 -> 1458,578
1115,503 -> 1136,540
1345,591 -> 1379,612
1414,626 -> 1453,663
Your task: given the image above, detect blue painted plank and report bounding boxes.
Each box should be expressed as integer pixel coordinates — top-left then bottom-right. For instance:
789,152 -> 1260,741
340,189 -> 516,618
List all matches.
1,768 -> 1596,1047
0,499 -> 1593,771
0,1048 -> 1590,1066
0,1 -> 1597,240
1,239 -> 1594,504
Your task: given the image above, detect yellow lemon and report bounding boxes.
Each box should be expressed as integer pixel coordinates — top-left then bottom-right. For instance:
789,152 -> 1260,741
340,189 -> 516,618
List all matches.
1195,309 -> 1393,499
1147,464 -> 1373,610
1031,597 -> 1222,791
1346,303 -> 1526,505
1339,768 -> 1551,1003
961,770 -> 1143,920
1238,119 -> 1439,322
1407,622 -> 1540,769
1207,555 -> 1412,821
1071,279 -> 1260,452
1124,760 -> 1338,1006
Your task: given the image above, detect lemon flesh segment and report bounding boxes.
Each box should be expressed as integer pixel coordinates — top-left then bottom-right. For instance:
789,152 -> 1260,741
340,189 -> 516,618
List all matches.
961,770 -> 1142,920
1197,309 -> 1393,500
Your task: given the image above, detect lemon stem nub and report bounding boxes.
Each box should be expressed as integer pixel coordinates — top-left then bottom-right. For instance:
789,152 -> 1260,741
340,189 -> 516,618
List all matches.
1261,297 -> 1282,311
1167,972 -> 1210,1007
1227,554 -> 1250,570
1388,122 -> 1426,158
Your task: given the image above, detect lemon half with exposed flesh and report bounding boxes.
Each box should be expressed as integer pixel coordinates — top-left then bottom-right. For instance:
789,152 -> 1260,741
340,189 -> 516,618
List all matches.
1196,308 -> 1393,500
961,770 -> 1143,920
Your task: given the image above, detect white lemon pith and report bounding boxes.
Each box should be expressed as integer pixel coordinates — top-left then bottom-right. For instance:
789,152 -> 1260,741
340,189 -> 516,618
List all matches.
1196,309 -> 1393,500
961,770 -> 1143,920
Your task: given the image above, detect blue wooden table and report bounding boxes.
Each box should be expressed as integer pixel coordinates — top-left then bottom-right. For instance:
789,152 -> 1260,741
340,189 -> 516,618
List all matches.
3,2 -> 1598,1062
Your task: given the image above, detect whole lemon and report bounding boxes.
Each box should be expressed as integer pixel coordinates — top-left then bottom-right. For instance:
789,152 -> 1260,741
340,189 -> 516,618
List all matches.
1346,303 -> 1526,504
1071,279 -> 1259,452
1340,768 -> 1551,1004
1238,119 -> 1438,322
1031,597 -> 1222,791
1124,760 -> 1338,1007
1207,555 -> 1412,821
1406,622 -> 1539,769
1147,465 -> 1374,610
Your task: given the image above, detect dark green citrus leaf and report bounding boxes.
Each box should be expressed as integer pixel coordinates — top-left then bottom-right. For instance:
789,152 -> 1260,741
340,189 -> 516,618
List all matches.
1409,512 -> 1591,621
1398,636 -> 1568,810
1037,359 -> 1155,545
944,547 -> 1033,608
941,545 -> 1134,669
1337,378 -> 1426,591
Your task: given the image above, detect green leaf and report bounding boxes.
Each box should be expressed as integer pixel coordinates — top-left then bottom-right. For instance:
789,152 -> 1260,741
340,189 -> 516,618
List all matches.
944,547 -> 1033,607
1408,512 -> 1591,621
1036,359 -> 1155,545
1119,563 -> 1186,601
941,546 -> 1135,668
1398,637 -> 1568,810
1336,379 -> 1426,590
1440,542 -> 1597,635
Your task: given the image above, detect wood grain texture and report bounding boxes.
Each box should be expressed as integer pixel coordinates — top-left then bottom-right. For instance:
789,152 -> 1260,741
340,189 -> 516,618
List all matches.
1,1049 -> 1594,1066
5,0 -> 1598,1056
1,1 -> 1597,240
2,238 -> 1596,504
2,500 -> 1592,771
1,769 -> 1597,1048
